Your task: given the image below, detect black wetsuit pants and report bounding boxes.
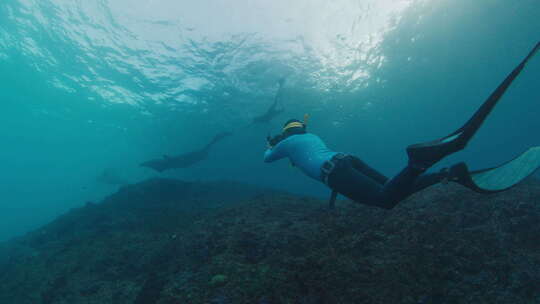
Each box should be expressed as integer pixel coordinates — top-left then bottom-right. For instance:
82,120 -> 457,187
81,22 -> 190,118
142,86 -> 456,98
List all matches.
327,155 -> 445,209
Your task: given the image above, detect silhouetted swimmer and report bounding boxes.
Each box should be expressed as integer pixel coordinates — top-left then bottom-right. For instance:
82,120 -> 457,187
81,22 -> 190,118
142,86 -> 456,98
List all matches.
249,78 -> 286,126
140,131 -> 232,173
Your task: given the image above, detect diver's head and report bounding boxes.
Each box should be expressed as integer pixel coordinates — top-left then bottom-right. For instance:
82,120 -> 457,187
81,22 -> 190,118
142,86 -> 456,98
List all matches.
268,117 -> 309,147
282,118 -> 307,137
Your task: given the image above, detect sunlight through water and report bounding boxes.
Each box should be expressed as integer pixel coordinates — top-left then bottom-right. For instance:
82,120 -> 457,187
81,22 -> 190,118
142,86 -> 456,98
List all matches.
7,0 -> 421,107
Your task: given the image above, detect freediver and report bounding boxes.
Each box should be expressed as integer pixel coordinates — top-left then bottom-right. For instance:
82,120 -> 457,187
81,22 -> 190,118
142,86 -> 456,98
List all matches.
264,42 -> 540,210
249,78 -> 287,125
141,131 -> 232,173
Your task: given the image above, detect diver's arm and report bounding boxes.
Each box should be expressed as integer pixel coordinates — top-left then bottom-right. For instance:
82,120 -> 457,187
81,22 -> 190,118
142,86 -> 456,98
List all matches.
263,140 -> 288,163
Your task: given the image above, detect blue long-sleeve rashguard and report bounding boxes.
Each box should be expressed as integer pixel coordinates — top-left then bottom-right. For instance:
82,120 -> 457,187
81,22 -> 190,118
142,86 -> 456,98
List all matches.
264,133 -> 338,182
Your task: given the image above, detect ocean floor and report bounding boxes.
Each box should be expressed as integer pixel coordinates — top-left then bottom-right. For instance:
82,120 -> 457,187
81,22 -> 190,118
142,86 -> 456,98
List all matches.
0,178 -> 539,304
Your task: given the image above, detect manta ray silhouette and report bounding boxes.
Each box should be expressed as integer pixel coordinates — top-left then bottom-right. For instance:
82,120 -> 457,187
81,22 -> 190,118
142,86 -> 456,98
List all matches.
140,132 -> 232,173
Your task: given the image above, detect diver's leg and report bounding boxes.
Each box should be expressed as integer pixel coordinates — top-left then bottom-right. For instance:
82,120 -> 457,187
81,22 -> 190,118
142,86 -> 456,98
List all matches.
328,157 -> 445,209
348,156 -> 389,185
327,157 -> 387,208
378,167 -> 449,208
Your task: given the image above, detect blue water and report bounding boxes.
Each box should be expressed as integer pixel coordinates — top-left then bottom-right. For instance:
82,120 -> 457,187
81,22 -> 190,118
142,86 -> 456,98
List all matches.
0,0 -> 539,241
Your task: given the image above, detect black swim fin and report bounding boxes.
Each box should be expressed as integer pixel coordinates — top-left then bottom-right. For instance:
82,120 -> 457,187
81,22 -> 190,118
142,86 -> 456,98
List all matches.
447,147 -> 540,193
408,41 -> 540,170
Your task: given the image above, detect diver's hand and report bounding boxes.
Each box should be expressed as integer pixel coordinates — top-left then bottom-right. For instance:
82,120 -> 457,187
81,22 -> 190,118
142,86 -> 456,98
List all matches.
266,136 -> 273,149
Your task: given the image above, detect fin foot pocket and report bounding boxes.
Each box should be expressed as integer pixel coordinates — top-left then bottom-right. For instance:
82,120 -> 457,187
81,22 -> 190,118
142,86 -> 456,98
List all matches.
407,140 -> 462,171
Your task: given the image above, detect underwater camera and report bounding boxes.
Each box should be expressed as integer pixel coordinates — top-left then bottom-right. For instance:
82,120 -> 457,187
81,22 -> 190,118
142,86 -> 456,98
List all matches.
267,134 -> 283,147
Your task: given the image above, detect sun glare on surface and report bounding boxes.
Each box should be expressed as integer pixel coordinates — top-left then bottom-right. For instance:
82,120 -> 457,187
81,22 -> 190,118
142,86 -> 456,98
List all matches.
12,0 -> 422,104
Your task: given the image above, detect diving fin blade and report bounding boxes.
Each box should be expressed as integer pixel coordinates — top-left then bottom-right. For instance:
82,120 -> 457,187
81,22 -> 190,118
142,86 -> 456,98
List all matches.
407,42 -> 540,169
446,41 -> 540,146
450,147 -> 540,193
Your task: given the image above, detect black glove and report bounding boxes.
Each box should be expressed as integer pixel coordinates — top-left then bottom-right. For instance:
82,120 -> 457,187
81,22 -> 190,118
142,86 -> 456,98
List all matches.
267,134 -> 283,147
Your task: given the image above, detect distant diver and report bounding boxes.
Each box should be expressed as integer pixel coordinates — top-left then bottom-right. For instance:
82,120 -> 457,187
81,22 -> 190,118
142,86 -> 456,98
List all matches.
249,78 -> 287,125
264,42 -> 540,210
141,131 -> 232,173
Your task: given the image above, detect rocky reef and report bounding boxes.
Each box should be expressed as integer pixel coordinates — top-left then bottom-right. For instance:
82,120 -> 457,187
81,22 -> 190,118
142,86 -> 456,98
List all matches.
0,177 -> 539,304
